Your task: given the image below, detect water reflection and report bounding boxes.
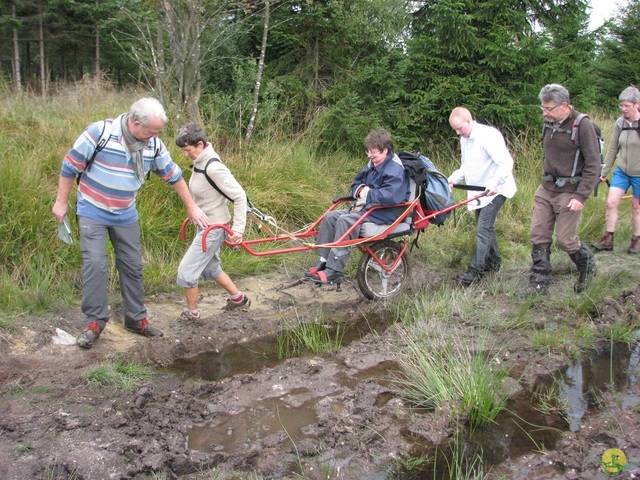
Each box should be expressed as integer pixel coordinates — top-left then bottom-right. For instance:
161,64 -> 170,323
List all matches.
558,340 -> 640,432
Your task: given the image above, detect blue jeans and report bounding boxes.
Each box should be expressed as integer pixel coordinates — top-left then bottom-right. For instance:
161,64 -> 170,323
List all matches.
468,195 -> 506,276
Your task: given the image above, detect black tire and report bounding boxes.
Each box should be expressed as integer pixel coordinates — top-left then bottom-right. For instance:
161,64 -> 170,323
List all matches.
356,240 -> 410,300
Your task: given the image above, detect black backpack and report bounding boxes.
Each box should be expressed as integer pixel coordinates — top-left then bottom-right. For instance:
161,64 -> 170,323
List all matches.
397,151 -> 454,225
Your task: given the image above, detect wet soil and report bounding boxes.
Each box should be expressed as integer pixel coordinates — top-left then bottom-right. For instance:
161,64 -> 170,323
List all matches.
1,267 -> 640,479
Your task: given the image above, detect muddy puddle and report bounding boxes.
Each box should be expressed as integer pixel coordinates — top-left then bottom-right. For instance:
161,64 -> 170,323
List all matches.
169,313 -> 640,478
168,311 -> 392,382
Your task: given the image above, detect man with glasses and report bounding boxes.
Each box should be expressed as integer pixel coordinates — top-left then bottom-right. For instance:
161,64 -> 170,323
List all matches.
519,84 -> 601,297
592,86 -> 640,254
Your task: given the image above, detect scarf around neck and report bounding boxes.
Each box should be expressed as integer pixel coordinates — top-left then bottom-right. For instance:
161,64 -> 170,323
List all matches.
121,114 -> 148,184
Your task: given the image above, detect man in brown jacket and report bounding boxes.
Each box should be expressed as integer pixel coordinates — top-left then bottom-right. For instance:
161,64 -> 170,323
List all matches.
519,83 -> 601,297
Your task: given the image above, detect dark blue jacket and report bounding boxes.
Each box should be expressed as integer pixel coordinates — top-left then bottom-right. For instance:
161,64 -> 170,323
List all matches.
351,153 -> 410,224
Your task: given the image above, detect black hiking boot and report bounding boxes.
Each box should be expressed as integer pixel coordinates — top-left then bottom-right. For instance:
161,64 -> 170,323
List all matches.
517,284 -> 548,298
455,270 -> 481,287
570,243 -> 596,294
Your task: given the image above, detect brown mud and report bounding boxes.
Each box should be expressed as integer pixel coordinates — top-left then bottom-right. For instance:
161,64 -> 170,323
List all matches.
1,269 -> 640,479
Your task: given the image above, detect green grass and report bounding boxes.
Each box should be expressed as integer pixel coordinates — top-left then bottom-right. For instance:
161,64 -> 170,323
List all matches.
390,322 -> 511,430
83,360 -> 151,389
15,442 -> 34,455
276,307 -> 346,359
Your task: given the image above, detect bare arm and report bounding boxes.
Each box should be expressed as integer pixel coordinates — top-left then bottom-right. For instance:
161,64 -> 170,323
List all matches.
171,178 -> 210,229
52,176 -> 76,222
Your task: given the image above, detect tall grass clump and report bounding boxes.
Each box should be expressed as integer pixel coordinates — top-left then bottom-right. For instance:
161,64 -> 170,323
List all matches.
390,321 -> 510,430
276,308 -> 346,359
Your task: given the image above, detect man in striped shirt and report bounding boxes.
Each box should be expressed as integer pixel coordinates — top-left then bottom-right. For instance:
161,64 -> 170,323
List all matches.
52,97 -> 209,348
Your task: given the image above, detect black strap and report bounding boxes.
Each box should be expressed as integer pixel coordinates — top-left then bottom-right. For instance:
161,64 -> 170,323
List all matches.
453,184 -> 486,191
193,158 -> 235,202
193,158 -> 252,206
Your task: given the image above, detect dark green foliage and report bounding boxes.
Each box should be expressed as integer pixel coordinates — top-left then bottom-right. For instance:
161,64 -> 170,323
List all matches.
400,0 -> 596,145
596,0 -> 640,109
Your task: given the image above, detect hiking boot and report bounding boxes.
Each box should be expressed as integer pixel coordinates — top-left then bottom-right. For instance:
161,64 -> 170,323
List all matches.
628,236 -> 640,254
517,284 -> 547,298
574,267 -> 596,293
570,243 -> 597,294
124,318 -> 163,338
77,321 -> 103,349
455,270 -> 480,287
304,261 -> 326,278
484,263 -> 501,274
170,310 -> 201,329
221,294 -> 251,312
592,232 -> 614,251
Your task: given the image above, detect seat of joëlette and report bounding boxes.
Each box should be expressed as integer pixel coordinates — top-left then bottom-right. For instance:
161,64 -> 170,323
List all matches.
359,218 -> 413,239
358,179 -> 417,239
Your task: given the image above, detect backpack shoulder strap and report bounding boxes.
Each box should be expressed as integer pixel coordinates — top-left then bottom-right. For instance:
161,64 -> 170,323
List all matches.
77,119 -> 113,184
571,113 -> 588,143
193,158 -> 234,203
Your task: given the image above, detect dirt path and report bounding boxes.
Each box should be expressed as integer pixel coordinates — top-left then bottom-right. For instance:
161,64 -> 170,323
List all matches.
1,273 -> 640,479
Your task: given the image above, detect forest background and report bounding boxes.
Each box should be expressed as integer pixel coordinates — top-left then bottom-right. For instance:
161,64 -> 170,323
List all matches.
1,0 -> 640,314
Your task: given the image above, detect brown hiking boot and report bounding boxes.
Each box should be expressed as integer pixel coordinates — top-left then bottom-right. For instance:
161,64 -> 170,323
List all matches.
124,318 -> 164,338
628,236 -> 640,254
77,321 -> 103,349
592,232 -> 614,251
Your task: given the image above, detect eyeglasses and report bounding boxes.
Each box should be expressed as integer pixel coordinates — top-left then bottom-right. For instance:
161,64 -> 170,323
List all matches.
619,103 -> 636,110
540,104 -> 560,112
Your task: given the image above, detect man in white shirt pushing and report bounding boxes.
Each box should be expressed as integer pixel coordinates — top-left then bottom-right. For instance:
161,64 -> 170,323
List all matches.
447,106 -> 518,287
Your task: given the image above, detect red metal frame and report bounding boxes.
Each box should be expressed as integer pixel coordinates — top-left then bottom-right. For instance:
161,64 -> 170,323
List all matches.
179,193 -> 487,263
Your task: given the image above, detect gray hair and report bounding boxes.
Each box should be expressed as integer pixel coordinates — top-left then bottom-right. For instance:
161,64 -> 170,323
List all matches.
619,86 -> 640,104
175,123 -> 208,147
129,97 -> 168,126
538,84 -> 570,105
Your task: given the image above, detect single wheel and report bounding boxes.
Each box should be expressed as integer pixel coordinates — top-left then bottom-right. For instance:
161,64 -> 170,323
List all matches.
356,240 -> 411,300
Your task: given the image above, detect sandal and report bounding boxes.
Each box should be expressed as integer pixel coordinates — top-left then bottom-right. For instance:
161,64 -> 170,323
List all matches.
304,261 -> 326,278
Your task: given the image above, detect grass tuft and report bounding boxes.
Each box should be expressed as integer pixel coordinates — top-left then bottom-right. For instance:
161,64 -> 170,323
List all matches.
390,322 -> 510,430
83,360 -> 151,389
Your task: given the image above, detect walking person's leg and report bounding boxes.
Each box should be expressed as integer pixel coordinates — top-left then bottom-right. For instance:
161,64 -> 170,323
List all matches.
518,187 -> 555,297
628,175 -> 640,254
555,193 -> 596,293
459,196 -> 506,285
77,216 -> 110,348
595,168 -> 632,251
110,222 -> 162,337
